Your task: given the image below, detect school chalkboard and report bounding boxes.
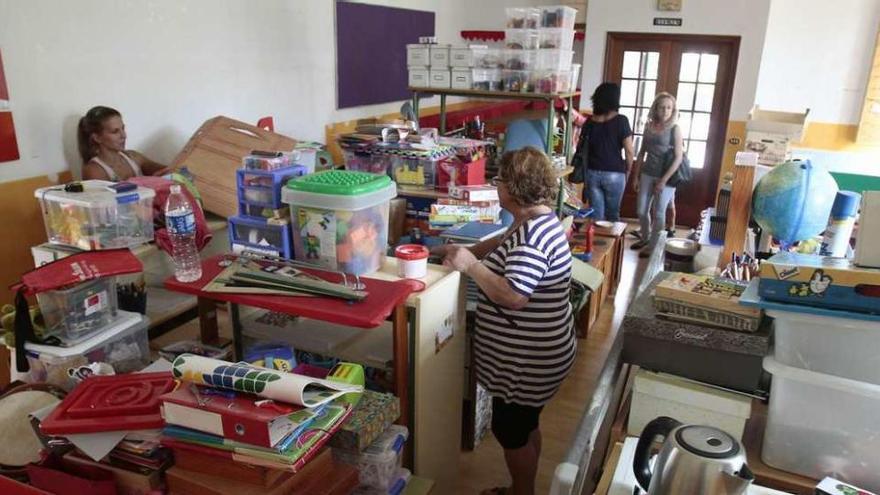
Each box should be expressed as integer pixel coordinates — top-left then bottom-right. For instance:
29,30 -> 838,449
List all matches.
336,2 -> 435,109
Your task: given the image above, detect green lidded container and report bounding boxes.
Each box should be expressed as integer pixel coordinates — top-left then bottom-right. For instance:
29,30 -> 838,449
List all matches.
282,170 -> 397,275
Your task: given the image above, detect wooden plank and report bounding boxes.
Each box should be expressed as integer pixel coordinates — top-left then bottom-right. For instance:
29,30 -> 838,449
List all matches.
594,442 -> 624,495
719,164 -> 756,268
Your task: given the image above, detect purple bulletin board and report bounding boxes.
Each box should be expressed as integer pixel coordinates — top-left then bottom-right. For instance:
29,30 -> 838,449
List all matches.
336,2 -> 435,109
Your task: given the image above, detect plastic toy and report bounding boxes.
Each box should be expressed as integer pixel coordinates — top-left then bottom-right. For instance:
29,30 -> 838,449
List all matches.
326,362 -> 365,406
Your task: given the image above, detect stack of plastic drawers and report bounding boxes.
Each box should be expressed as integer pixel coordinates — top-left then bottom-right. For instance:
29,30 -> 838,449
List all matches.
228,152 -> 306,258
333,425 -> 410,495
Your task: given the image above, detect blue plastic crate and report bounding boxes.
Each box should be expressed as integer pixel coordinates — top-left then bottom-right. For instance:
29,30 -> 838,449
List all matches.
228,215 -> 293,258
237,165 -> 307,215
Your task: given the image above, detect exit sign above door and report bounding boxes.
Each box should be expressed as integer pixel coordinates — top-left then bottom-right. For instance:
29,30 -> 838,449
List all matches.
654,17 -> 683,27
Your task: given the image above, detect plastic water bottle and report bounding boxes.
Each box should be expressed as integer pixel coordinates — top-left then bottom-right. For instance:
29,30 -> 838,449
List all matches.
164,184 -> 202,282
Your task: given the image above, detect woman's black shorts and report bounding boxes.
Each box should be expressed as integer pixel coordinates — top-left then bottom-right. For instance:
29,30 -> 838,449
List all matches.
491,397 -> 544,450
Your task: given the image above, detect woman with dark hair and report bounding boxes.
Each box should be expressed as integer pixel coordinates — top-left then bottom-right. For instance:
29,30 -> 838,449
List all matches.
433,147 -> 575,495
571,82 -> 634,221
78,106 -> 170,181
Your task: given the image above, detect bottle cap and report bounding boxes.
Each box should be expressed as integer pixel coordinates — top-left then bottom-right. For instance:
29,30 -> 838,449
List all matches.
830,190 -> 861,218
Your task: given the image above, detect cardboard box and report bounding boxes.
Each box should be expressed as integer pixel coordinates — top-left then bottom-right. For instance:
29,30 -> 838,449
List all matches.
408,67 -> 429,87
429,68 -> 451,88
450,46 -> 481,68
747,105 -> 809,141
451,68 -> 473,89
759,251 -> 880,314
744,131 -> 791,165
406,44 -> 430,67
429,44 -> 451,68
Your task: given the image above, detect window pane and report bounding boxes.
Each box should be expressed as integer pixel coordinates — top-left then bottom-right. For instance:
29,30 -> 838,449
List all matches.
695,84 -> 715,112
621,79 -> 638,106
620,106 -> 636,126
642,52 -> 660,79
677,83 -> 695,111
691,112 -> 711,140
699,54 -> 719,83
678,111 -> 693,139
623,51 -> 641,79
634,107 -> 648,134
633,135 -> 643,155
688,140 -> 707,169
679,53 -> 700,82
639,80 -> 657,107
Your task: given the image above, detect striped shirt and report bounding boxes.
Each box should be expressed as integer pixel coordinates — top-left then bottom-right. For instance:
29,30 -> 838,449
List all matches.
474,213 -> 576,407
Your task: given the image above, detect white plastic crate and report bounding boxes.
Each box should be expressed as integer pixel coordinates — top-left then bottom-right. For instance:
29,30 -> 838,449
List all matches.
763,355 -> 880,490
333,425 -> 409,490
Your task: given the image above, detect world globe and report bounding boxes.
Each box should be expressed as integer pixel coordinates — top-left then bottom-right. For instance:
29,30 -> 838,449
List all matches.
752,160 -> 838,245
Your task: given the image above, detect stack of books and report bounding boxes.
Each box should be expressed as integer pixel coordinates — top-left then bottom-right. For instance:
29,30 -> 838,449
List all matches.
429,184 -> 501,231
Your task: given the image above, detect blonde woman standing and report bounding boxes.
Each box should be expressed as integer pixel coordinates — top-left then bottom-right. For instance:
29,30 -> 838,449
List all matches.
631,92 -> 684,257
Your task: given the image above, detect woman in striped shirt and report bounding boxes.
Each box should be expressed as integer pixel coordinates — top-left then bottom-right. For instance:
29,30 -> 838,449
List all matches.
436,147 -> 575,495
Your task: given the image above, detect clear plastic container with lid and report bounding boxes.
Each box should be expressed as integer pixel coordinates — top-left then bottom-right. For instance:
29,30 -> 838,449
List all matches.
471,68 -> 503,91
22,311 -> 149,390
504,49 -> 537,71
539,5 -> 577,30
472,48 -> 504,69
36,277 -> 119,345
536,49 -> 574,71
501,70 -> 535,93
539,28 -> 575,50
282,170 -> 396,275
35,180 -> 155,250
504,29 -> 540,50
534,69 -> 573,94
333,425 -> 409,490
505,7 -> 540,28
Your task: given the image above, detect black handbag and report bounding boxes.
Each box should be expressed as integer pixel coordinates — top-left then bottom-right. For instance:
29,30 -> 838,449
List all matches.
569,122 -> 591,184
664,125 -> 692,187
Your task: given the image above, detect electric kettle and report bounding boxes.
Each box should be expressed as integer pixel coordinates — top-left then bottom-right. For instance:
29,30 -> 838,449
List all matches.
633,417 -> 754,495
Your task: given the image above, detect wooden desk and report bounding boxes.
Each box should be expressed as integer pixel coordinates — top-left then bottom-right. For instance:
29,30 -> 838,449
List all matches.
572,238 -> 615,338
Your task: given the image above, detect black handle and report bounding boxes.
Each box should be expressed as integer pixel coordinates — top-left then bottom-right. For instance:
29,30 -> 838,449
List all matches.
633,416 -> 682,492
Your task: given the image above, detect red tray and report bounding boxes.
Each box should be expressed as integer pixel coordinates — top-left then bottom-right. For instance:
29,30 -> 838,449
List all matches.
40,373 -> 175,435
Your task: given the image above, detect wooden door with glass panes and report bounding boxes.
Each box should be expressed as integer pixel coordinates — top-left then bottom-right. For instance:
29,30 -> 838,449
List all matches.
604,33 -> 739,226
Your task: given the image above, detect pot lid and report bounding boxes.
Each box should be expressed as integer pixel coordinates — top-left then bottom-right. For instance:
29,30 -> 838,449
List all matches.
675,425 -> 739,459
665,238 -> 698,256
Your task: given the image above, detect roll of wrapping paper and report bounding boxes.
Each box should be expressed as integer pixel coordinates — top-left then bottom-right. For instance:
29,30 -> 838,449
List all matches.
170,354 -> 362,408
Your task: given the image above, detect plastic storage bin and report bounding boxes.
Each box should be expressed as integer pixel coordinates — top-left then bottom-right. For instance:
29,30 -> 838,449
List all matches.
237,165 -> 306,214
35,180 -> 155,250
242,152 -> 297,171
534,70 -> 573,94
536,49 -> 574,71
473,48 -> 504,69
768,307 -> 880,385
333,425 -> 409,490
502,70 -> 535,92
228,215 -> 292,258
762,355 -> 880,490
504,49 -> 537,70
540,5 -> 577,29
504,29 -> 540,50
23,311 -> 150,390
472,68 -> 502,91
283,170 -> 396,275
36,277 -> 119,345
352,468 -> 411,495
506,7 -> 540,28
343,148 -> 387,175
539,28 -> 575,50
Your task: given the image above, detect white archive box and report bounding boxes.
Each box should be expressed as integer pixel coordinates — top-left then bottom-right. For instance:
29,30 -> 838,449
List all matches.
429,69 -> 451,88
745,131 -> 791,166
406,44 -> 430,67
747,105 -> 809,141
450,46 -> 484,68
855,191 -> 880,268
429,44 -> 451,68
627,369 -> 752,440
451,69 -> 473,89
408,67 -> 429,87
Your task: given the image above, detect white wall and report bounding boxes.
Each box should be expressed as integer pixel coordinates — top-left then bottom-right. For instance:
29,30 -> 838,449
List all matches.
582,0 -> 772,120
755,0 -> 880,124
0,0 -> 540,183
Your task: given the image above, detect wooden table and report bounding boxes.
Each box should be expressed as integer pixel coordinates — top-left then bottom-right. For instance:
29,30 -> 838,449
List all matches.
570,236 -> 617,338
594,221 -> 627,294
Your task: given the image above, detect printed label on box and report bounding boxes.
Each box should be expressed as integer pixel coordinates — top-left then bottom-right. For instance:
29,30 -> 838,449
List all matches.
296,207 -> 337,267
83,290 -> 108,316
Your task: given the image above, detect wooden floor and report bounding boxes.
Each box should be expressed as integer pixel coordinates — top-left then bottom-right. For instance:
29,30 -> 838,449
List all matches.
151,225 -> 655,495
457,228 -> 651,495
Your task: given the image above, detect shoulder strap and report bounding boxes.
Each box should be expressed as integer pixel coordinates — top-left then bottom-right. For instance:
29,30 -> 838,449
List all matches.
90,157 -> 118,181
119,152 -> 143,177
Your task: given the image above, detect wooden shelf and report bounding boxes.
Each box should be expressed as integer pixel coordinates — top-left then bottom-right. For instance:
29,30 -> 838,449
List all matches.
409,86 -> 580,101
